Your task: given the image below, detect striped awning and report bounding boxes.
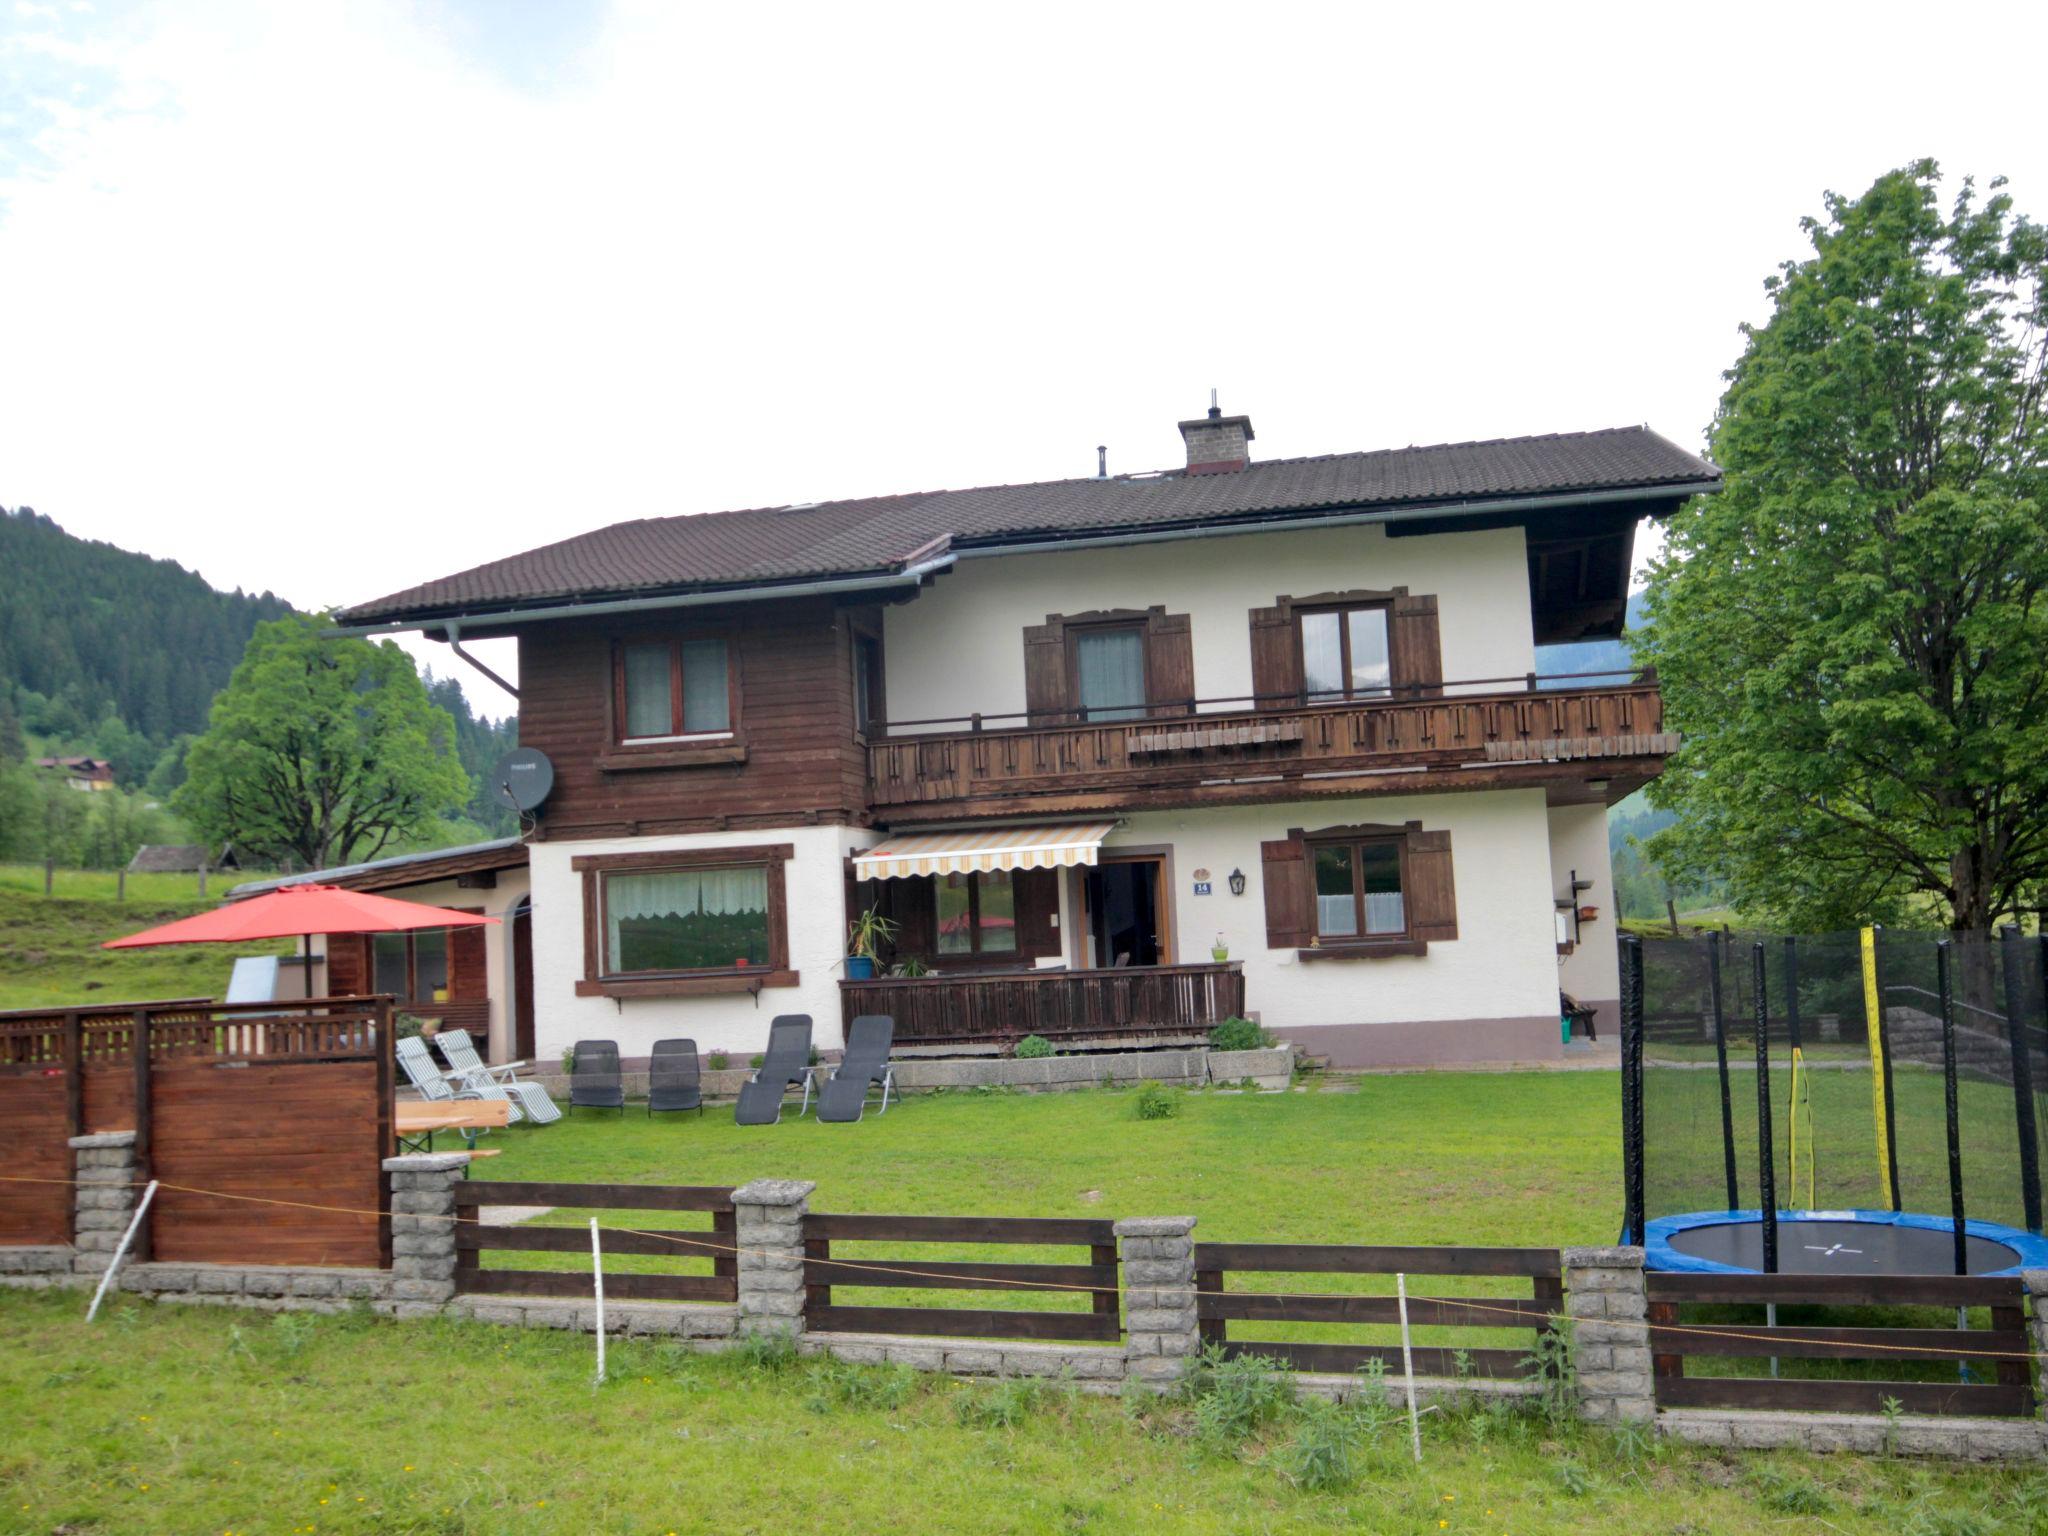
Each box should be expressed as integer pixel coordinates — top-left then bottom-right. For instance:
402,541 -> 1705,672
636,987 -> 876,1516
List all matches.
853,822 -> 1118,881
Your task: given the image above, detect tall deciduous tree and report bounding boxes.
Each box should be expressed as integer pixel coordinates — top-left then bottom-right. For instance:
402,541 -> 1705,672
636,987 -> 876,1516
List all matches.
1641,161 -> 2048,933
175,614 -> 470,869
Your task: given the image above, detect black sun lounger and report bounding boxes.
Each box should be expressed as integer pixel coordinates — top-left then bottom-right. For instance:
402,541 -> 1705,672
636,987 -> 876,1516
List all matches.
569,1039 -> 625,1114
817,1014 -> 896,1123
735,1015 -> 813,1125
648,1038 -> 704,1117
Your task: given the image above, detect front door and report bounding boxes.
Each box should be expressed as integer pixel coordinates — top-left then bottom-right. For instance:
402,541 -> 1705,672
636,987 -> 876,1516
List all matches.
512,900 -> 535,1062
1083,857 -> 1167,968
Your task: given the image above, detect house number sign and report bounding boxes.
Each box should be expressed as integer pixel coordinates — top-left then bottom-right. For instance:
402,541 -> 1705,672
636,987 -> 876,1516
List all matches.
1192,867 -> 1212,896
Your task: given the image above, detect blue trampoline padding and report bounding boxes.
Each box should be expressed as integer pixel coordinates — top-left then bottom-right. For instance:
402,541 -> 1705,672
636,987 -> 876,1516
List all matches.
1641,1208 -> 2048,1276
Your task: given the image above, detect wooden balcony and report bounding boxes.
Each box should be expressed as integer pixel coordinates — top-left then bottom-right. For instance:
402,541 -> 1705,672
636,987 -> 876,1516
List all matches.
866,672 -> 1673,819
840,962 -> 1246,1049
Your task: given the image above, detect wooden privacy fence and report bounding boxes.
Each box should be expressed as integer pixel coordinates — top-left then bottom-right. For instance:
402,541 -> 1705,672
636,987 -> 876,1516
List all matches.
1194,1243 -> 1565,1377
455,1181 -> 739,1303
0,996 -> 394,1267
838,963 -> 1245,1048
1646,1271 -> 2035,1417
802,1213 -> 1122,1341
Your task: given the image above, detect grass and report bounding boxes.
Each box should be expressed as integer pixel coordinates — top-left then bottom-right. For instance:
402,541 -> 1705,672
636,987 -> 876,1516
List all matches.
0,885 -> 293,1011
1,1289 -> 2041,1535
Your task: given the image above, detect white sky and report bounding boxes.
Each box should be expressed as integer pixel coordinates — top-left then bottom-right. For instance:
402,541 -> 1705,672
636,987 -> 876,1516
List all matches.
5,0 -> 2045,718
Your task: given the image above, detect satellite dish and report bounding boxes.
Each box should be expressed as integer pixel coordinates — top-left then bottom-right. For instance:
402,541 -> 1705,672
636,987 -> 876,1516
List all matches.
492,748 -> 555,813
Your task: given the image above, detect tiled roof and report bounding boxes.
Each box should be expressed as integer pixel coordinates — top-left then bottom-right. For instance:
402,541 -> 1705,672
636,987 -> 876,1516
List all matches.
343,426 -> 1718,623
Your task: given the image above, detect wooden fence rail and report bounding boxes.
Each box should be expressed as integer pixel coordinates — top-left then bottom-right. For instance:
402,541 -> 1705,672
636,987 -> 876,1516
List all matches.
454,1181 -> 739,1304
802,1212 -> 1121,1342
838,963 -> 1245,1048
1193,1242 -> 1564,1378
1645,1272 -> 2035,1417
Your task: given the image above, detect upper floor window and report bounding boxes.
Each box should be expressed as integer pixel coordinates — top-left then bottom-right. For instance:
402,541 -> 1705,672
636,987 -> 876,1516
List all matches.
617,637 -> 732,743
1299,604 -> 1391,703
853,632 -> 884,737
1311,837 -> 1406,940
1070,624 -> 1148,722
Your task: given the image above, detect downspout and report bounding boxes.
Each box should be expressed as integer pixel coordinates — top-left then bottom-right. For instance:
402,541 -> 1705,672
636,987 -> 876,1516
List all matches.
444,621 -> 521,700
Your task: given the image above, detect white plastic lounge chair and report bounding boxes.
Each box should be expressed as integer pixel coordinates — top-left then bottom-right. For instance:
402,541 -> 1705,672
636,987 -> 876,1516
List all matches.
436,1030 -> 562,1126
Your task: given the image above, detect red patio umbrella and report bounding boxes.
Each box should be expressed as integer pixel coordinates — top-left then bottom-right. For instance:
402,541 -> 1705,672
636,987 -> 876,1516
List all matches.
102,883 -> 498,949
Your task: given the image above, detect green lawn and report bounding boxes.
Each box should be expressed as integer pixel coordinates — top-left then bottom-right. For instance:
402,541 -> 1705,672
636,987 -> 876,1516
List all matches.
1,1288 -> 2039,1535
0,884 -> 292,1011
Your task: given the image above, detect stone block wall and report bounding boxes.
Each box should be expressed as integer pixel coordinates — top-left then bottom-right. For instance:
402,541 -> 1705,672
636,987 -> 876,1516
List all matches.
1560,1246 -> 1654,1424
1116,1215 -> 1198,1389
733,1178 -> 813,1336
68,1132 -> 141,1275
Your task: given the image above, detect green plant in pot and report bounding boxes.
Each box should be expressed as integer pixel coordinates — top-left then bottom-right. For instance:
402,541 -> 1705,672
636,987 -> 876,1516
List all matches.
846,906 -> 898,980
1211,932 -> 1229,962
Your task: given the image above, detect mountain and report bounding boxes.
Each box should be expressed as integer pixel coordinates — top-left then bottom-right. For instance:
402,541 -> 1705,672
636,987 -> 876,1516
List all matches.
0,507 -> 294,747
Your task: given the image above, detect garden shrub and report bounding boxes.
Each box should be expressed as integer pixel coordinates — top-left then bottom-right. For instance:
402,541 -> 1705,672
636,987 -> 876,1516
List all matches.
1014,1034 -> 1053,1059
1208,1016 -> 1272,1052
1133,1081 -> 1177,1120
708,1052 -> 729,1071
1278,1397 -> 1362,1490
1179,1345 -> 1293,1449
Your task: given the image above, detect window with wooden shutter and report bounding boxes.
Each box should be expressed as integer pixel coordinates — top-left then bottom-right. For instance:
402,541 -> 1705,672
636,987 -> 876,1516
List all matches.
1025,608 -> 1196,723
1281,821 -> 1457,957
1389,593 -> 1443,698
1251,589 -> 1444,707
1248,604 -> 1299,707
1404,827 -> 1458,940
1259,835 -> 1311,949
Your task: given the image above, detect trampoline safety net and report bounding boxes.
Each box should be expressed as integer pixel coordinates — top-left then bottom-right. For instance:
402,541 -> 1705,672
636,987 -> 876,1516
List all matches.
1621,928 -> 2048,1256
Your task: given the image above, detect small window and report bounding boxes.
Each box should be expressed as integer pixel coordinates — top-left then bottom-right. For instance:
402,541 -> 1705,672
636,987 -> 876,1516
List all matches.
370,929 -> 455,1000
1311,837 -> 1406,941
1300,605 -> 1391,703
1072,625 -> 1147,721
934,871 -> 1019,956
853,633 -> 883,736
604,865 -> 770,975
617,636 -> 732,743
372,933 -> 409,996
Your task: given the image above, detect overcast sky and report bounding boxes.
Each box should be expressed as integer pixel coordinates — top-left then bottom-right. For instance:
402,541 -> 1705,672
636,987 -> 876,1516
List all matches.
5,0 -> 2045,716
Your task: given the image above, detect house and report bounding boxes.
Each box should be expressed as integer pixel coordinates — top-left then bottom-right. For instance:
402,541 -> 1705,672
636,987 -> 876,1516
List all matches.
339,406 -> 1719,1068
226,838 -> 532,1061
127,844 -> 241,875
36,755 -> 115,791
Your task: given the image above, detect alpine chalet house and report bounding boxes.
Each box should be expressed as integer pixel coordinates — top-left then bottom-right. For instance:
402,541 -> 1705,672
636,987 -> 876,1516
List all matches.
340,407 -> 1717,1068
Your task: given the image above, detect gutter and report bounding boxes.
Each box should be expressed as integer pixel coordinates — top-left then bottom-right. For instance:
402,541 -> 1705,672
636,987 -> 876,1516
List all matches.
329,554 -> 960,639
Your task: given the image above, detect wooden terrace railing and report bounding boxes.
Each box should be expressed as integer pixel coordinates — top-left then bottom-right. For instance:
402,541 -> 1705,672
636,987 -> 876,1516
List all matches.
839,962 -> 1246,1048
865,670 -> 1671,814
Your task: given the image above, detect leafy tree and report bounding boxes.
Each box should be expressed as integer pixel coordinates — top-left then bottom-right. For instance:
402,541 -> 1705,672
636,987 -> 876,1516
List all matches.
1641,161 -> 2048,933
175,614 -> 471,869
0,695 -> 24,763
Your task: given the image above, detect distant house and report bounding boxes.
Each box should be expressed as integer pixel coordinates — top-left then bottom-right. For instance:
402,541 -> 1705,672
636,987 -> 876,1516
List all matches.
127,844 -> 241,875
35,756 -> 116,792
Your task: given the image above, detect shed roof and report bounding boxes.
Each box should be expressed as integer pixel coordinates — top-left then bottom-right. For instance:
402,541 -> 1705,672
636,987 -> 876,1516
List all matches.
225,837 -> 528,901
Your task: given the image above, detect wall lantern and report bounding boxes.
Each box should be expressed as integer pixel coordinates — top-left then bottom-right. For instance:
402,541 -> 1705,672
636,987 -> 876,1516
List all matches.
1227,867 -> 1246,896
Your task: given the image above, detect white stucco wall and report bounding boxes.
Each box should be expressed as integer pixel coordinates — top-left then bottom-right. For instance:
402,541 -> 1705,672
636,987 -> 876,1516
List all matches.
526,825 -> 877,1062
1549,802 -> 1620,1010
1104,788 -> 1561,1037
305,867 -> 531,1060
882,521 -> 1535,728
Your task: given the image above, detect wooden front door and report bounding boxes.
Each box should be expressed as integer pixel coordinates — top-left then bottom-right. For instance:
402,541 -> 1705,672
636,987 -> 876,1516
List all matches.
1082,856 -> 1169,968
512,900 -> 535,1062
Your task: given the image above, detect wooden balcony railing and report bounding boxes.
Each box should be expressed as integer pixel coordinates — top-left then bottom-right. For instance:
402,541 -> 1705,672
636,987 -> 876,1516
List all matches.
866,670 -> 1671,815
840,963 -> 1246,1048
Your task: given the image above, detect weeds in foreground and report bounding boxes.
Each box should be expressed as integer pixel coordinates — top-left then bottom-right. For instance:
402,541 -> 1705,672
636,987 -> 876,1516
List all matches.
806,1359 -> 920,1414
1278,1397 -> 1362,1490
730,1328 -> 800,1373
1521,1314 -> 1577,1424
953,1376 -> 1052,1428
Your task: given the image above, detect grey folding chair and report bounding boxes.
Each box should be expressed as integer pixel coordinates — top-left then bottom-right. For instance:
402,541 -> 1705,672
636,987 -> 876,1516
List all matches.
648,1038 -> 704,1118
735,1015 -> 813,1126
817,1014 -> 895,1123
569,1039 -> 625,1115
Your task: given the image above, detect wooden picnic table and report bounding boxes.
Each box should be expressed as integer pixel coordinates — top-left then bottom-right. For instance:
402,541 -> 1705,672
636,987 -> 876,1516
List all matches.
395,1098 -> 511,1154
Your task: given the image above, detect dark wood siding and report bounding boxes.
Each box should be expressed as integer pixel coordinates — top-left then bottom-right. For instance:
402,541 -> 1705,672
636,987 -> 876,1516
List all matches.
513,599 -> 869,840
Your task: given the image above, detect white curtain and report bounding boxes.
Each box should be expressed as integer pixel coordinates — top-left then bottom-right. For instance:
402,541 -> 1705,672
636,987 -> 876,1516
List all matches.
1316,893 -> 1357,936
1075,629 -> 1146,721
680,639 -> 730,732
607,868 -> 766,922
1301,611 -> 1344,699
1364,892 -> 1406,934
623,644 -> 671,737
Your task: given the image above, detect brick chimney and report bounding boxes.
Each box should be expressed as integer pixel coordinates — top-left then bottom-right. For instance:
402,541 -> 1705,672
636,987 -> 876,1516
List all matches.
1178,396 -> 1254,475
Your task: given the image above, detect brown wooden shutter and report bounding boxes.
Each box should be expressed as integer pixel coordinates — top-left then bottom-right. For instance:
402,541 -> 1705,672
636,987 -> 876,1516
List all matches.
1023,621 -> 1069,723
450,917 -> 488,999
1259,835 -> 1311,949
1143,611 -> 1195,718
1391,593 -> 1442,697
1406,828 -> 1458,941
1248,604 -> 1299,707
1013,867 -> 1062,958
325,934 -> 367,996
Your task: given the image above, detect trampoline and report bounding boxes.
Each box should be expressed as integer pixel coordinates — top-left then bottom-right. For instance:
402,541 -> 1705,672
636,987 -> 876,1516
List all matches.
1645,1209 -> 2048,1277
1620,927 -> 2048,1276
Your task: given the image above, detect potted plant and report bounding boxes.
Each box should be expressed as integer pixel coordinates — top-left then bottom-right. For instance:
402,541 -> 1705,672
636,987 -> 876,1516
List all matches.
846,906 -> 898,980
1211,933 -> 1230,962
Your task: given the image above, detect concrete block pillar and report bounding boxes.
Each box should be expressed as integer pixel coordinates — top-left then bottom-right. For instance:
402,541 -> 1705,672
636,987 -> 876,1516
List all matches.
69,1132 -> 140,1275
1115,1216 -> 1199,1389
732,1178 -> 814,1337
383,1153 -> 469,1315
1562,1245 -> 1655,1423
2024,1271 -> 2048,1422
